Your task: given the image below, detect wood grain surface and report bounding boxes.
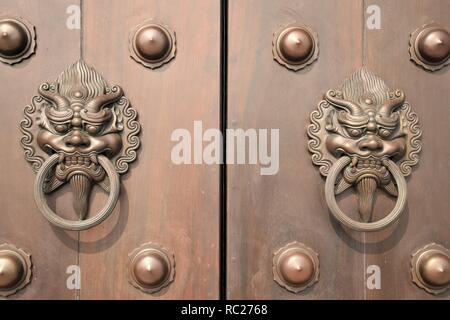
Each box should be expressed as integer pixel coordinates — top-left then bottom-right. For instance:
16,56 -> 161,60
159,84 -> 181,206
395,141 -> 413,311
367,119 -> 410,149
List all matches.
364,0 -> 450,300
227,0 -> 366,299
227,0 -> 449,300
78,0 -> 220,299
0,0 -> 81,299
1,0 -> 448,300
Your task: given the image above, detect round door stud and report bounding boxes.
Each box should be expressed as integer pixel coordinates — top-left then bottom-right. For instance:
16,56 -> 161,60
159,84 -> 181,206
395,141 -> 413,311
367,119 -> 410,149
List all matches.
128,243 -> 175,294
273,242 -> 319,293
0,243 -> 32,297
411,243 -> 449,295
129,20 -> 176,69
273,24 -> 319,71
0,16 -> 36,65
410,22 -> 450,71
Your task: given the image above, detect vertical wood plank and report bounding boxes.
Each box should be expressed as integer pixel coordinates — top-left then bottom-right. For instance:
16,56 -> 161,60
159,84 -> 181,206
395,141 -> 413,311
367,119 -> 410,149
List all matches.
364,0 -> 450,299
227,0 -> 366,299
79,0 -> 220,299
0,0 -> 80,299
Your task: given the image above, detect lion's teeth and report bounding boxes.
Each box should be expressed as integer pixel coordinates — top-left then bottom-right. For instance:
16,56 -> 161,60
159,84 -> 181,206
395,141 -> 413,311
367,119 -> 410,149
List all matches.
90,155 -> 98,164
58,153 -> 65,163
59,162 -> 65,170
351,157 -> 358,167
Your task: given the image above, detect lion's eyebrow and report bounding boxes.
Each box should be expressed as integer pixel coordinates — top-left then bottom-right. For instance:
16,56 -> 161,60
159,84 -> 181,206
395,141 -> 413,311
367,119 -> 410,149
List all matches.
45,107 -> 73,122
79,109 -> 112,123
376,114 -> 399,127
336,114 -> 369,127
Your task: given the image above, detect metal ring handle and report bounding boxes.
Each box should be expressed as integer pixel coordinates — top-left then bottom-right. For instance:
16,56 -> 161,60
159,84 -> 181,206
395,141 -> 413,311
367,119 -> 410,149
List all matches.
34,154 -> 120,231
325,156 -> 407,232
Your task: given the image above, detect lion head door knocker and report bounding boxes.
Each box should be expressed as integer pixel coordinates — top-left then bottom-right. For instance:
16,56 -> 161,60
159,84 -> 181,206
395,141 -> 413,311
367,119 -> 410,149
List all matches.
20,60 -> 140,231
308,67 -> 421,232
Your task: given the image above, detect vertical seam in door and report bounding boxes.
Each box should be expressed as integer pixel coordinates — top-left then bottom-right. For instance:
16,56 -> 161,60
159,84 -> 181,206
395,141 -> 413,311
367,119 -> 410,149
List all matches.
362,0 -> 367,66
363,232 -> 366,300
80,0 -> 84,60
76,232 -> 80,300
362,0 -> 367,300
219,0 -> 228,300
76,0 -> 84,301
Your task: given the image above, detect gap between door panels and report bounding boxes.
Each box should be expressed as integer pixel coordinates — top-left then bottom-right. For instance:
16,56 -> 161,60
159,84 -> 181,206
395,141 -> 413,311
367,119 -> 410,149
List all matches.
76,0 -> 84,301
362,0 -> 368,301
219,0 -> 228,300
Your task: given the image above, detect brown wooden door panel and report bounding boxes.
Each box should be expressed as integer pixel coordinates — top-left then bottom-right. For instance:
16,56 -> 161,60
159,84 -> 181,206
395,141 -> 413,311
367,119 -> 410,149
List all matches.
78,0 -> 220,299
1,0 -> 220,299
364,0 -> 450,299
0,0 -> 81,299
227,0 -> 449,300
227,0 -> 366,299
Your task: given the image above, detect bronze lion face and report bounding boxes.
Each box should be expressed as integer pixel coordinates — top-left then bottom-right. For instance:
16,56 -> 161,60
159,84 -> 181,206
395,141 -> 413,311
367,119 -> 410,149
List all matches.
308,68 -> 421,222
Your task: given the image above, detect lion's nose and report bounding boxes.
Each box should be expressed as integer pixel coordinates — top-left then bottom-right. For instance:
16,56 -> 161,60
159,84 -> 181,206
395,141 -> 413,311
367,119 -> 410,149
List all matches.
65,130 -> 90,148
358,136 -> 383,151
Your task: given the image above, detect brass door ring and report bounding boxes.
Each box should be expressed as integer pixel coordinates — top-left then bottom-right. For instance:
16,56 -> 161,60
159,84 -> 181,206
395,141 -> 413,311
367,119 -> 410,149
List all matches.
34,154 -> 120,231
325,156 -> 407,232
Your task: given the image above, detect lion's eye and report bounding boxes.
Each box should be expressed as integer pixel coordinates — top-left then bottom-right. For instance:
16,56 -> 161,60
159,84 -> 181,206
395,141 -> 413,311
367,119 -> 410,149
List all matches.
85,124 -> 102,134
346,128 -> 363,137
54,124 -> 69,134
379,128 -> 393,138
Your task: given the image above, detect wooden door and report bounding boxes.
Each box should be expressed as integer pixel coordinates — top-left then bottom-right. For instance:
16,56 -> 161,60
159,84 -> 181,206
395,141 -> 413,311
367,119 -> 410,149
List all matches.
0,0 -> 220,299
1,0 -> 449,301
227,0 -> 450,299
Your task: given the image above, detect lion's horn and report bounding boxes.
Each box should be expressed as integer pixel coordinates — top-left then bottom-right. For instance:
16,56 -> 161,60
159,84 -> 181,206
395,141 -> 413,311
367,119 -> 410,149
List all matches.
324,90 -> 364,116
84,85 -> 123,113
38,83 -> 70,110
378,90 -> 405,115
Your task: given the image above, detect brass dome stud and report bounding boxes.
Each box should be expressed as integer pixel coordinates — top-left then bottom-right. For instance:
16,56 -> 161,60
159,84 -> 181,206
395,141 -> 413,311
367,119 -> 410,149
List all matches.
273,24 -> 319,71
0,243 -> 32,297
411,243 -> 449,295
128,243 -> 175,294
273,242 -> 319,293
410,22 -> 450,71
129,20 -> 176,69
0,16 -> 36,65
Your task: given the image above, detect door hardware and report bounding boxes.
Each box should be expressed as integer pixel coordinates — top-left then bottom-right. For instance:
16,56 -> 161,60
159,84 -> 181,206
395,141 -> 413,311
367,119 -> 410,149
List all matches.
272,23 -> 319,71
308,67 -> 422,232
0,243 -> 32,297
273,242 -> 319,293
409,21 -> 450,71
128,243 -> 175,294
0,16 -> 36,65
411,243 -> 449,295
129,20 -> 176,69
20,60 -> 140,231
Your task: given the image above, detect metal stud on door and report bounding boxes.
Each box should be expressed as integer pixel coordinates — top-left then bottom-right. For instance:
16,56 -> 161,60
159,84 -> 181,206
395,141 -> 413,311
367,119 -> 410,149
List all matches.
0,16 -> 36,65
